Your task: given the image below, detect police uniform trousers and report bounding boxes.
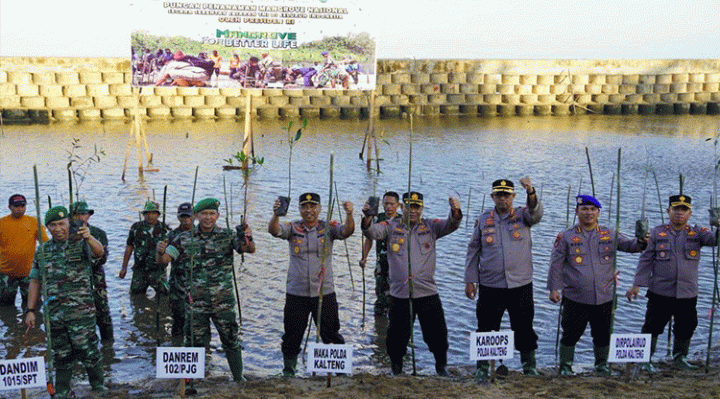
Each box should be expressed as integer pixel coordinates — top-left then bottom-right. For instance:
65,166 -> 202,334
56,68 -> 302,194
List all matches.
51,317 -> 102,370
560,298 -> 613,347
642,291 -> 698,341
281,293 -> 344,356
386,294 -> 448,365
476,283 -> 538,353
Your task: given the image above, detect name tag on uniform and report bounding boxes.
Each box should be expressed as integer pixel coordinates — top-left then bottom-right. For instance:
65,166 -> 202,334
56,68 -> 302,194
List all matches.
306,343 -> 353,374
609,333 -> 651,362
0,357 -> 46,390
156,347 -> 205,378
469,331 -> 514,360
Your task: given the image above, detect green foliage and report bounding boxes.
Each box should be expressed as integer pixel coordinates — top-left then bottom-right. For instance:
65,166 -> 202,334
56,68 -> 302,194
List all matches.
66,138 -> 105,198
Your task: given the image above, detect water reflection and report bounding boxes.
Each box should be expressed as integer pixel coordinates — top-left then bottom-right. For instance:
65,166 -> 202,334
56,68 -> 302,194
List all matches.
1,114 -> 720,381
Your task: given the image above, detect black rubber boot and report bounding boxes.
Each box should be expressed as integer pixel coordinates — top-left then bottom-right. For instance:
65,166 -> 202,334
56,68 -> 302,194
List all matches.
86,364 -> 107,392
226,348 -> 247,382
673,338 -> 698,370
520,350 -> 538,376
559,344 -> 575,376
282,354 -> 297,377
54,368 -> 73,399
593,346 -> 611,375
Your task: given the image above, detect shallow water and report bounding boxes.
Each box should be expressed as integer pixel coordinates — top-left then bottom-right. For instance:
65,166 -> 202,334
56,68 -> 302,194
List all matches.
1,114 -> 720,386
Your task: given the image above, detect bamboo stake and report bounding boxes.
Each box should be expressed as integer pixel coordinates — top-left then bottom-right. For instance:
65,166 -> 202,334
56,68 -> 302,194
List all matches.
157,185 -> 167,347
224,176 -> 244,327
334,181 -> 354,291
407,114 -> 417,375
610,149 -> 622,334
585,147 -> 596,197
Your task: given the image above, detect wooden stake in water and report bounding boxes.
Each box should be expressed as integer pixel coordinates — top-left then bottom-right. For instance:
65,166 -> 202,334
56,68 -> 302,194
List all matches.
585,147 -> 596,197
407,114 -> 417,376
334,181 -> 354,291
610,149 -> 622,334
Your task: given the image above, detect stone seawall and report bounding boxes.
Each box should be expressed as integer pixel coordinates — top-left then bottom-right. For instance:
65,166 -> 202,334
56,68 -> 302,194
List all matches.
1,57 -> 719,122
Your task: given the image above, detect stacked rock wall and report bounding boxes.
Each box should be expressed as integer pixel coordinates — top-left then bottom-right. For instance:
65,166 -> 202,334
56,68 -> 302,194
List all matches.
1,57 -> 719,122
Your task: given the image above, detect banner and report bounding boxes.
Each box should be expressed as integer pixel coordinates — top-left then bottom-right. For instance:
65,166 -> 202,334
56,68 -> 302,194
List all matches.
131,0 -> 376,90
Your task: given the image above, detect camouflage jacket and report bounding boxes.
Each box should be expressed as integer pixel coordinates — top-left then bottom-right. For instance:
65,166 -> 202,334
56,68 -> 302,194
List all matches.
167,226 -> 192,295
89,224 -> 108,269
29,238 -> 97,324
126,221 -> 170,270
165,226 -> 245,307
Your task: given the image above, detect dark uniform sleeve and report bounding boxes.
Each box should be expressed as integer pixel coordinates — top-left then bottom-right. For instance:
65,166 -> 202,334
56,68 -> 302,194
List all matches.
616,231 -> 645,253
126,222 -> 138,246
547,233 -> 567,291
464,218 -> 482,284
633,231 -> 656,287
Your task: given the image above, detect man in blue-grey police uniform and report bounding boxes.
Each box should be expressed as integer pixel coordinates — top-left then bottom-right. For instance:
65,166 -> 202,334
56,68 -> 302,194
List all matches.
549,195 -> 647,376
464,177 -> 543,379
627,194 -> 717,372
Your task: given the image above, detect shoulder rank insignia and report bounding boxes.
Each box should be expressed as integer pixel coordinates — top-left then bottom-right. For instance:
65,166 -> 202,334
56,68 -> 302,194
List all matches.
600,236 -> 611,241
485,218 -> 495,226
688,230 -> 697,236
658,232 -> 668,237
554,234 -> 562,248
701,227 -> 709,232
380,220 -> 389,226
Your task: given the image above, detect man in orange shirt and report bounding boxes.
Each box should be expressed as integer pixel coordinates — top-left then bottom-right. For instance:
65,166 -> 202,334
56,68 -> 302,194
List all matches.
0,194 -> 48,309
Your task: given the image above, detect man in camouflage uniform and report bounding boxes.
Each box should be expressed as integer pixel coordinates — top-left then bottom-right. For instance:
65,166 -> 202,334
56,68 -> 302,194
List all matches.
269,192 -> 355,377
120,201 -> 170,295
360,191 -> 402,316
24,206 -> 106,398
158,198 -> 255,382
71,200 -> 113,342
627,194 -> 717,372
160,202 -> 194,339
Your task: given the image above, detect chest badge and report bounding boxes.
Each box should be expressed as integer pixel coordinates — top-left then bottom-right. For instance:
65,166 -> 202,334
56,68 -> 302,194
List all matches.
575,248 -> 581,254
513,232 -> 520,239
392,243 -> 401,252
294,246 -> 300,254
660,251 -> 666,257
690,250 -> 698,257
398,238 -> 405,244
486,236 -> 494,244
575,256 -> 583,264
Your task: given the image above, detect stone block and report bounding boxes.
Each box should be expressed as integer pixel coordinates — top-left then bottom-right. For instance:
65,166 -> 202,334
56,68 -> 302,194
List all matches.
479,84 -> 496,94
79,72 -> 103,84
459,84 -> 478,94
712,93 -> 720,101
672,73 -> 689,83
0,71 -> 6,83
216,107 -> 238,118
484,94 -> 502,104
0,83 -> 15,96
20,96 -> 45,108
117,96 -> 139,108
670,84 -> 687,93
497,84 -> 514,94
656,74 -> 673,84
268,96 -> 289,107
497,104 -> 514,115
660,93 -> 678,102
554,74 -> 571,84
608,94 -> 625,103
153,87 -> 177,96
654,84 -> 670,93
184,95 -> 205,107
465,94 -> 483,104
606,75 -> 623,85
695,92 -> 711,102
440,84 -> 458,94
601,84 -> 618,94
299,106 -> 320,118
537,94 -> 555,104
310,96 -> 332,106
226,96 -> 247,107
636,84 -> 654,94
376,74 -> 391,85
289,96 -> 310,106
516,85 -> 533,94
391,73 -> 411,84
583,84 -> 601,94
588,74 -> 606,84
686,83 -> 703,92
411,73 -> 430,84
16,84 -> 40,97
520,94 -> 537,104
533,85 -> 550,95
618,84 -> 636,94
677,93 -> 695,102
448,73 -> 466,84
63,85 -> 86,97
569,84 -> 586,93
550,84 -> 568,94
86,84 -> 110,96
705,82 -> 720,92
622,75 -> 639,84
350,96 -> 368,106
419,84 -> 438,94
101,107 -> 127,119
451,60 -> 472,73
55,72 -> 80,85
484,74 -> 502,84
32,73 -> 56,85
643,94 -> 661,103
7,72 -> 33,85
517,74 -> 536,85
197,88 -> 219,96
674,103 -> 691,114
428,94 -> 447,104
502,94 -> 520,104
94,96 -> 118,108
571,75 -> 589,85
220,88 -> 242,97
537,75 -> 554,85
552,104 -> 572,116
263,89 -> 284,97
279,105 -> 300,118
574,94 -> 592,104
401,84 -> 418,95
592,94 -> 609,103
447,94 -> 465,104
478,104 -> 497,116
320,106 -> 341,119
466,72 -> 484,84
556,94 -> 572,103
147,107 -> 172,119
501,75 -> 520,85
689,73 -> 705,83
420,104 -> 440,116
625,94 -> 643,104
109,84 -> 132,96
256,106 -> 279,119
383,84 -> 402,95
430,73 -> 449,84
70,96 -> 94,108
45,96 -> 70,109
78,108 -> 102,120
53,109 -> 78,120
102,72 -> 125,84
175,87 -> 198,96
639,75 -> 656,84
205,95 -> 227,107
140,95 -> 162,107
331,96 -> 351,106
439,104 -> 460,115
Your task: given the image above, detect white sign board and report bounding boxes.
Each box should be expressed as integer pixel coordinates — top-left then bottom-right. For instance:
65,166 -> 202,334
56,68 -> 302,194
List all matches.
0,357 -> 47,391
609,333 -> 652,363
306,343 -> 353,374
156,347 -> 205,379
469,331 -> 514,361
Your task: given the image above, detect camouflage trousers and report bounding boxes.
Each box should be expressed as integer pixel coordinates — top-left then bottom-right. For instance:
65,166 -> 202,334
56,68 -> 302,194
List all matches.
51,316 -> 102,369
0,273 -> 30,308
92,266 -> 113,332
184,301 -> 241,353
130,267 -> 168,295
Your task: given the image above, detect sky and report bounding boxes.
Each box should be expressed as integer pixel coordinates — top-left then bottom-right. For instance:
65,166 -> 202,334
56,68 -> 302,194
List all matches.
0,0 -> 719,59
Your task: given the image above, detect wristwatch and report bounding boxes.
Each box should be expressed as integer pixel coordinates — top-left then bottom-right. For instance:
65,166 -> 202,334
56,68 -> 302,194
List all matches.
24,308 -> 36,315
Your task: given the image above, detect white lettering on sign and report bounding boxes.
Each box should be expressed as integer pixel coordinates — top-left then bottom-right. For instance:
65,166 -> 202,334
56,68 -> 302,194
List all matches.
608,333 -> 652,363
156,347 -> 205,379
469,331 -> 514,361
0,357 -> 46,391
306,343 -> 353,374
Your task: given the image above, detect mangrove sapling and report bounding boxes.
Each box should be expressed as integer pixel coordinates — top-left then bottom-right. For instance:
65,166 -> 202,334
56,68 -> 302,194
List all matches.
67,138 -> 105,200
276,119 -> 306,217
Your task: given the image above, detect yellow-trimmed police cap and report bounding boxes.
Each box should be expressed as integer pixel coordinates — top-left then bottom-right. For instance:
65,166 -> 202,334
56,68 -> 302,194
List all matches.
45,206 -> 69,225
299,192 -> 320,205
669,194 -> 692,208
492,179 -> 515,194
402,191 -> 424,206
193,197 -> 220,213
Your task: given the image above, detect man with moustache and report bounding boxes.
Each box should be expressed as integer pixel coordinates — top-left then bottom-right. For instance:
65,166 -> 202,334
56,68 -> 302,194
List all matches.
268,192 -> 354,377
362,192 -> 462,376
548,195 -> 647,375
627,194 -> 717,372
464,178 -> 543,378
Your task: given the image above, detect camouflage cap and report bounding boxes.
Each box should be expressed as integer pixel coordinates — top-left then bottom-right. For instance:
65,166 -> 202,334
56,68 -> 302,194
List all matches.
70,200 -> 94,215
193,197 -> 220,213
45,206 -> 69,225
142,201 -> 161,214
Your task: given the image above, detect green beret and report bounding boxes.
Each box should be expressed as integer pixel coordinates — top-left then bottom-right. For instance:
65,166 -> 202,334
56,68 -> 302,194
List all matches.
142,201 -> 160,213
45,206 -> 69,225
70,201 -> 94,215
194,197 -> 220,213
